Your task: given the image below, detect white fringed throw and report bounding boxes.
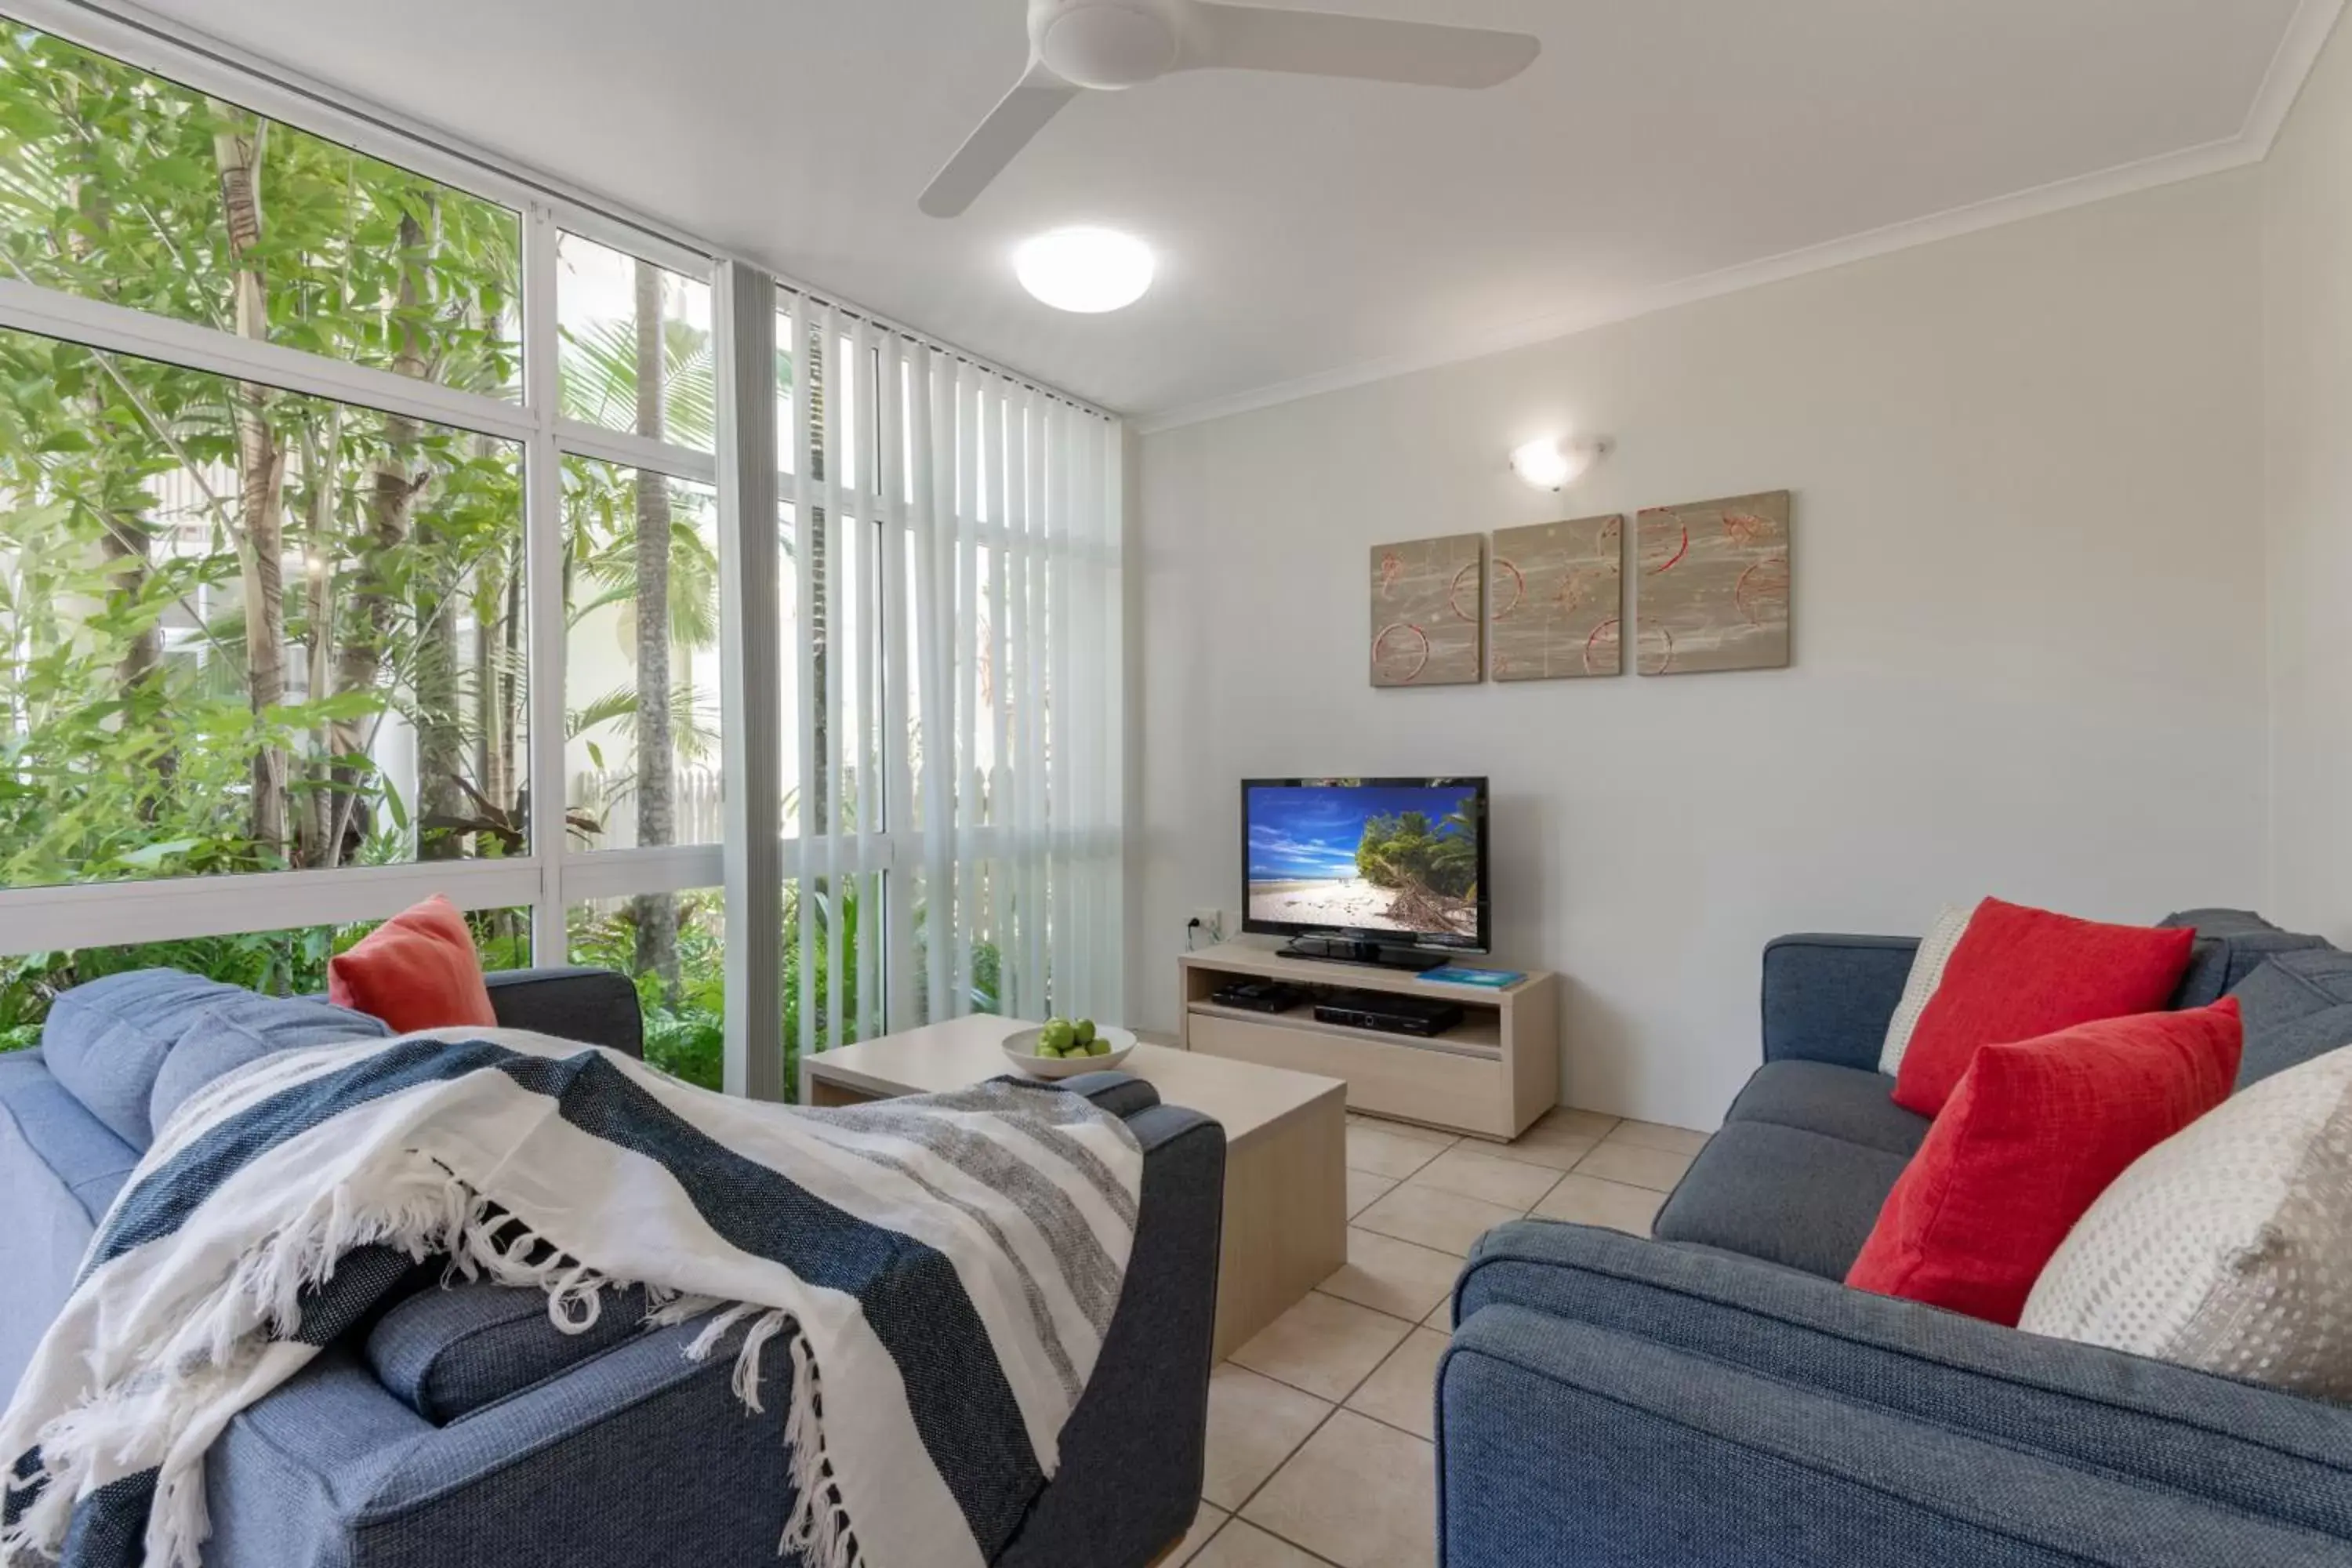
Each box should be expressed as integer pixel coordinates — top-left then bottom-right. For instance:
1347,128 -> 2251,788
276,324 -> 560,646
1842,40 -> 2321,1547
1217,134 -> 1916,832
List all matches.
0,1029 -> 1141,1568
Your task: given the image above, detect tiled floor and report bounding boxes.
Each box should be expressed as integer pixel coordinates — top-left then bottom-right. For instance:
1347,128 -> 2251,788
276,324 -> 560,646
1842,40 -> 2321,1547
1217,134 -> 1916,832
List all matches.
1167,1106 -> 1709,1567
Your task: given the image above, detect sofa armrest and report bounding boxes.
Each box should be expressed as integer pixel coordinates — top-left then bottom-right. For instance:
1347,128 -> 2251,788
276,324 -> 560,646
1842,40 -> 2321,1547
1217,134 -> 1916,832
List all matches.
1439,1305 -> 2352,1567
1759,934 -> 1917,1070
1448,1222 -> 2352,1546
484,967 -> 642,1058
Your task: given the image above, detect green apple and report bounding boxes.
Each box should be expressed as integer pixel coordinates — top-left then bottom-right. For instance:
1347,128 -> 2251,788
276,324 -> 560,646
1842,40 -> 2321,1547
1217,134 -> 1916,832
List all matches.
1087,1039 -> 1112,1057
1073,1019 -> 1097,1047
1040,1019 -> 1075,1051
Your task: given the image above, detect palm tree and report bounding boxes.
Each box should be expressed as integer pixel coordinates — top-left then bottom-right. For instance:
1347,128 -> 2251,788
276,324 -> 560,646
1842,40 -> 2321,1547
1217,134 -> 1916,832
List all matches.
557,263 -> 717,998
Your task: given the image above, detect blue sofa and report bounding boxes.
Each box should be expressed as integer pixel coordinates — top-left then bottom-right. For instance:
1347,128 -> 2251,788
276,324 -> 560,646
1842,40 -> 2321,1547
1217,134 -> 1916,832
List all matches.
1438,910 -> 2352,1566
1,969 -> 1227,1567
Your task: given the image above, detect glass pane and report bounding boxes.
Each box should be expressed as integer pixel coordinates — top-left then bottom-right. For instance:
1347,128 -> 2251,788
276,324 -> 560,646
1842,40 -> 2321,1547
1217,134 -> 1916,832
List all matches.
557,233 -> 713,452
561,459 -> 720,849
0,22 -> 521,398
783,871 -> 874,1094
568,888 -> 724,1090
778,502 -> 875,840
0,325 -> 528,888
0,906 -> 532,1053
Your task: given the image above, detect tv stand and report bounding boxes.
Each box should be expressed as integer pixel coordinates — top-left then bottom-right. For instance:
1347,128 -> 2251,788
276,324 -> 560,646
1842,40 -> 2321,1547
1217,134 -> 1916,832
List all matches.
1276,937 -> 1451,973
1178,942 -> 1560,1141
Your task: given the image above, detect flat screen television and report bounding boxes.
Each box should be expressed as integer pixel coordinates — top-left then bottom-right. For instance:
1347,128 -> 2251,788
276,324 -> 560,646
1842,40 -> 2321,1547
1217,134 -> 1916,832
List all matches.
1242,777 -> 1490,970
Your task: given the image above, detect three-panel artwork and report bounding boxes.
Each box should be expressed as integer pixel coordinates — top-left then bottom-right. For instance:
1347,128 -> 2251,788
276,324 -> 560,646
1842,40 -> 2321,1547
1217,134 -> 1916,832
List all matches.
1370,490 -> 1791,687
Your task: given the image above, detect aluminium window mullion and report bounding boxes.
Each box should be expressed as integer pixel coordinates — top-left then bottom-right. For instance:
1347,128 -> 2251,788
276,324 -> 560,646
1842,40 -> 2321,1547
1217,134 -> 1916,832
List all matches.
821,302 -> 846,1058
522,205 -> 569,964
551,419 -> 719,487
0,278 -> 537,445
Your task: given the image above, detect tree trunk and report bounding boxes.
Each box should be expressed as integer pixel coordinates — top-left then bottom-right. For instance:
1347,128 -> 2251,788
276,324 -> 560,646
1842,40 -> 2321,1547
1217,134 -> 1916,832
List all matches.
211,108 -> 291,863
631,260 -> 681,998
327,206 -> 434,865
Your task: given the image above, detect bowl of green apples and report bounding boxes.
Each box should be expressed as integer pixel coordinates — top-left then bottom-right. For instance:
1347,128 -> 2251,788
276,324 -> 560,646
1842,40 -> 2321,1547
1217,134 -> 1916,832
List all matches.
1003,1018 -> 1137,1079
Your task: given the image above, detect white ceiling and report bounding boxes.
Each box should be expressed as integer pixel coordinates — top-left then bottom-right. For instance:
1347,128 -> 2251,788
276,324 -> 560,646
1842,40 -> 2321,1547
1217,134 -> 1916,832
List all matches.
136,0 -> 2329,424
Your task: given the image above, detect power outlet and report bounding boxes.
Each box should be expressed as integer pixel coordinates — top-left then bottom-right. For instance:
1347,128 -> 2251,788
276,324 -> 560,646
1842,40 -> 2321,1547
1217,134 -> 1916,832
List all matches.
1189,908 -> 1226,946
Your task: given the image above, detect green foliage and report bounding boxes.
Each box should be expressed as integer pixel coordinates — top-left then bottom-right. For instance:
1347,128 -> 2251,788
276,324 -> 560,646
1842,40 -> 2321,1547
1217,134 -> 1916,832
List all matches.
568,893 -> 726,1090
0,20 -> 530,892
1356,809 -> 1479,902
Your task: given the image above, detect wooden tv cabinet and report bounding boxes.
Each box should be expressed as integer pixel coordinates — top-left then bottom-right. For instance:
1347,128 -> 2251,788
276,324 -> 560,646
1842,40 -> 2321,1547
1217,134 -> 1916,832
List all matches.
1176,942 -> 1559,1141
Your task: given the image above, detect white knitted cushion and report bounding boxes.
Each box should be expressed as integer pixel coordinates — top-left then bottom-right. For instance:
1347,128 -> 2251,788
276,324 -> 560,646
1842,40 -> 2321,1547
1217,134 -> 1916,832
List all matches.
1877,904 -> 1976,1077
2019,1044 -> 2352,1399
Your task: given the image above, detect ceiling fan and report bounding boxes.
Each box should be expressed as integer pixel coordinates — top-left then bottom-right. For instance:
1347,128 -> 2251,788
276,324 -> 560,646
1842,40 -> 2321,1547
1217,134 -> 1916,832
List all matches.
920,0 -> 1541,217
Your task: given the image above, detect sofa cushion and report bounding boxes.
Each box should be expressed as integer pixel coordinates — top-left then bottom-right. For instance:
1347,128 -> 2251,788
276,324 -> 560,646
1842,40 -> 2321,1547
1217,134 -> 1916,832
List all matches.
2023,1044 -> 2352,1400
2162,909 -> 2332,1007
42,971 -> 387,1151
367,1279 -> 657,1424
0,1049 -> 139,1225
1848,1000 -> 2242,1327
149,993 -> 390,1137
1723,1062 -> 1930,1159
1893,899 -> 2196,1116
2232,948 -> 2352,1087
41,971 -> 243,1149
1651,1120 -> 1907,1280
330,895 -> 498,1033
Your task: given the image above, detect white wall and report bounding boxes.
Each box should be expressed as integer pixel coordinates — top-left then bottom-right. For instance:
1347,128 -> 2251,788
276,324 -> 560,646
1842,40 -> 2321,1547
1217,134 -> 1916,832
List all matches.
1134,174 -> 2270,1131
2263,16 -> 2352,948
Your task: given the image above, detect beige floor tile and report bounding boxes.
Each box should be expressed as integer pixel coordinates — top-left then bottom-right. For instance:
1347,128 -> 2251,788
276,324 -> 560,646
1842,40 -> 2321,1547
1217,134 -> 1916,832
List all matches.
1602,1119 -> 1711,1157
1202,1363 -> 1332,1510
1163,1502 -> 1229,1567
1356,1181 -> 1526,1256
1346,1123 -> 1447,1180
1243,1409 -> 1436,1568
1490,1114 -> 1606,1172
1345,1326 -> 1450,1439
1352,1115 -> 1460,1149
1530,1172 -> 1666,1235
1406,1145 -> 1564,1211
1347,1167 -> 1399,1219
1423,1294 -> 1454,1330
1542,1106 -> 1621,1140
1322,1227 -> 1464,1322
1573,1141 -> 1694,1192
1194,1520 -> 1327,1567
1232,1290 -> 1414,1403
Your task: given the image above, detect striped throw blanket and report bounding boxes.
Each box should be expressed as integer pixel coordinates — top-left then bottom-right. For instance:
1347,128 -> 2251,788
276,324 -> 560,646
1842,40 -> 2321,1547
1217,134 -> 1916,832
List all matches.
0,1028 -> 1142,1568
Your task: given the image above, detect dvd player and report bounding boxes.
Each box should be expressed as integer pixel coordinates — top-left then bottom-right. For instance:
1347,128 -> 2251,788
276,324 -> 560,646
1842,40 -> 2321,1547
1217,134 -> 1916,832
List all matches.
1312,989 -> 1465,1039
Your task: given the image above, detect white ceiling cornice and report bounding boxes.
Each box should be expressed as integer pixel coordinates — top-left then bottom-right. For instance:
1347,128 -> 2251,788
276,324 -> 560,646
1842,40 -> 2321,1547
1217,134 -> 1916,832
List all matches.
1134,0 -> 2346,437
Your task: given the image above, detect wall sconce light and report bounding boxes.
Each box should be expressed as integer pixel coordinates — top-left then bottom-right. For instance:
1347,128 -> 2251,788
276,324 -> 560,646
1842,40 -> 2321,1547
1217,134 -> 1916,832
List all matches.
1510,436 -> 1608,492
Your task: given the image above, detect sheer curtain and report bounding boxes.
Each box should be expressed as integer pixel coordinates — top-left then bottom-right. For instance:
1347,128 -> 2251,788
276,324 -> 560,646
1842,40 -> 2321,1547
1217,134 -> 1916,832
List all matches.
779,289 -> 1123,1065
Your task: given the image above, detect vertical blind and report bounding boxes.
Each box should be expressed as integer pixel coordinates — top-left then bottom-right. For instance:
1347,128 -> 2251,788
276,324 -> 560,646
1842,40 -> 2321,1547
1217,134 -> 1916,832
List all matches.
780,289 -> 1124,1068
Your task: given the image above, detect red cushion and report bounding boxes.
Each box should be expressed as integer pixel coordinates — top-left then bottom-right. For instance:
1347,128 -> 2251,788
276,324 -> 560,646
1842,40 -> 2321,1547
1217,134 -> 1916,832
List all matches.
328,895 -> 498,1033
1846,999 -> 2241,1326
1891,898 -> 2197,1116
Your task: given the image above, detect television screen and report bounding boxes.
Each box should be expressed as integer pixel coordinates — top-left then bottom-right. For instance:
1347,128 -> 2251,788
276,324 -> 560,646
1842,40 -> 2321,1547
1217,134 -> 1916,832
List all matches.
1243,778 -> 1488,950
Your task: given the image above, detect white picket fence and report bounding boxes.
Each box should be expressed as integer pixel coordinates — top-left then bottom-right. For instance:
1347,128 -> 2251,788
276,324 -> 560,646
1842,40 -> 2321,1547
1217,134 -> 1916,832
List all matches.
571,766 -> 726,850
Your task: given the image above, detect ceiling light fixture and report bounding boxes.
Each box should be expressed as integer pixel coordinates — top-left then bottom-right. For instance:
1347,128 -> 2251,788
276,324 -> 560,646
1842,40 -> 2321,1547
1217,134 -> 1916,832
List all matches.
1510,436 -> 1607,492
1014,227 -> 1156,313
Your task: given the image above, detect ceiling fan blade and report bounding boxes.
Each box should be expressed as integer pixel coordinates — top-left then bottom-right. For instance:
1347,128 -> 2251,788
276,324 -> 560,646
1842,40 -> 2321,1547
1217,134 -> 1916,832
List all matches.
1179,2 -> 1538,89
920,64 -> 1082,218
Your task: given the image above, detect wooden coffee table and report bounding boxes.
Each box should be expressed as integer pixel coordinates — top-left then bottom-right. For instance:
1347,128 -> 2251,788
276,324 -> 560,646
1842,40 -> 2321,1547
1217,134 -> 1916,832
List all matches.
803,1015 -> 1348,1359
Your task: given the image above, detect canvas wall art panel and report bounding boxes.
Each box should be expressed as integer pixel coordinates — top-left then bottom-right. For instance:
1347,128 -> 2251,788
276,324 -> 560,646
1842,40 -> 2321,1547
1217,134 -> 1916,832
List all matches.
1490,514 -> 1624,680
1634,491 -> 1791,676
1370,533 -> 1485,687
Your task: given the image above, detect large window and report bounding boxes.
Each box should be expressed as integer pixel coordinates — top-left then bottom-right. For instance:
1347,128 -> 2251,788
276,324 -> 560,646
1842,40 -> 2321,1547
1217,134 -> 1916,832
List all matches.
0,21 -> 521,397
0,13 -> 1126,1100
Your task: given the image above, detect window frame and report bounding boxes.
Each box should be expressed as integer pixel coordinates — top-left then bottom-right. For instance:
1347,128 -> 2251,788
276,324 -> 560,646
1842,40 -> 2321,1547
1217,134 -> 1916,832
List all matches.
0,0 -> 1120,1098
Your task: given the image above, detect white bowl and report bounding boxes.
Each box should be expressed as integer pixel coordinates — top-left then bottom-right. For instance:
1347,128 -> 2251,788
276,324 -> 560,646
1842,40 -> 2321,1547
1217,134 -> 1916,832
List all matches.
1002,1024 -> 1138,1079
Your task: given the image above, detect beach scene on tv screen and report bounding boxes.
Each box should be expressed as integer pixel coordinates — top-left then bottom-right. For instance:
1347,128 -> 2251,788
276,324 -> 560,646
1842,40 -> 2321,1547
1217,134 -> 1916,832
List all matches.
1247,783 -> 1480,940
